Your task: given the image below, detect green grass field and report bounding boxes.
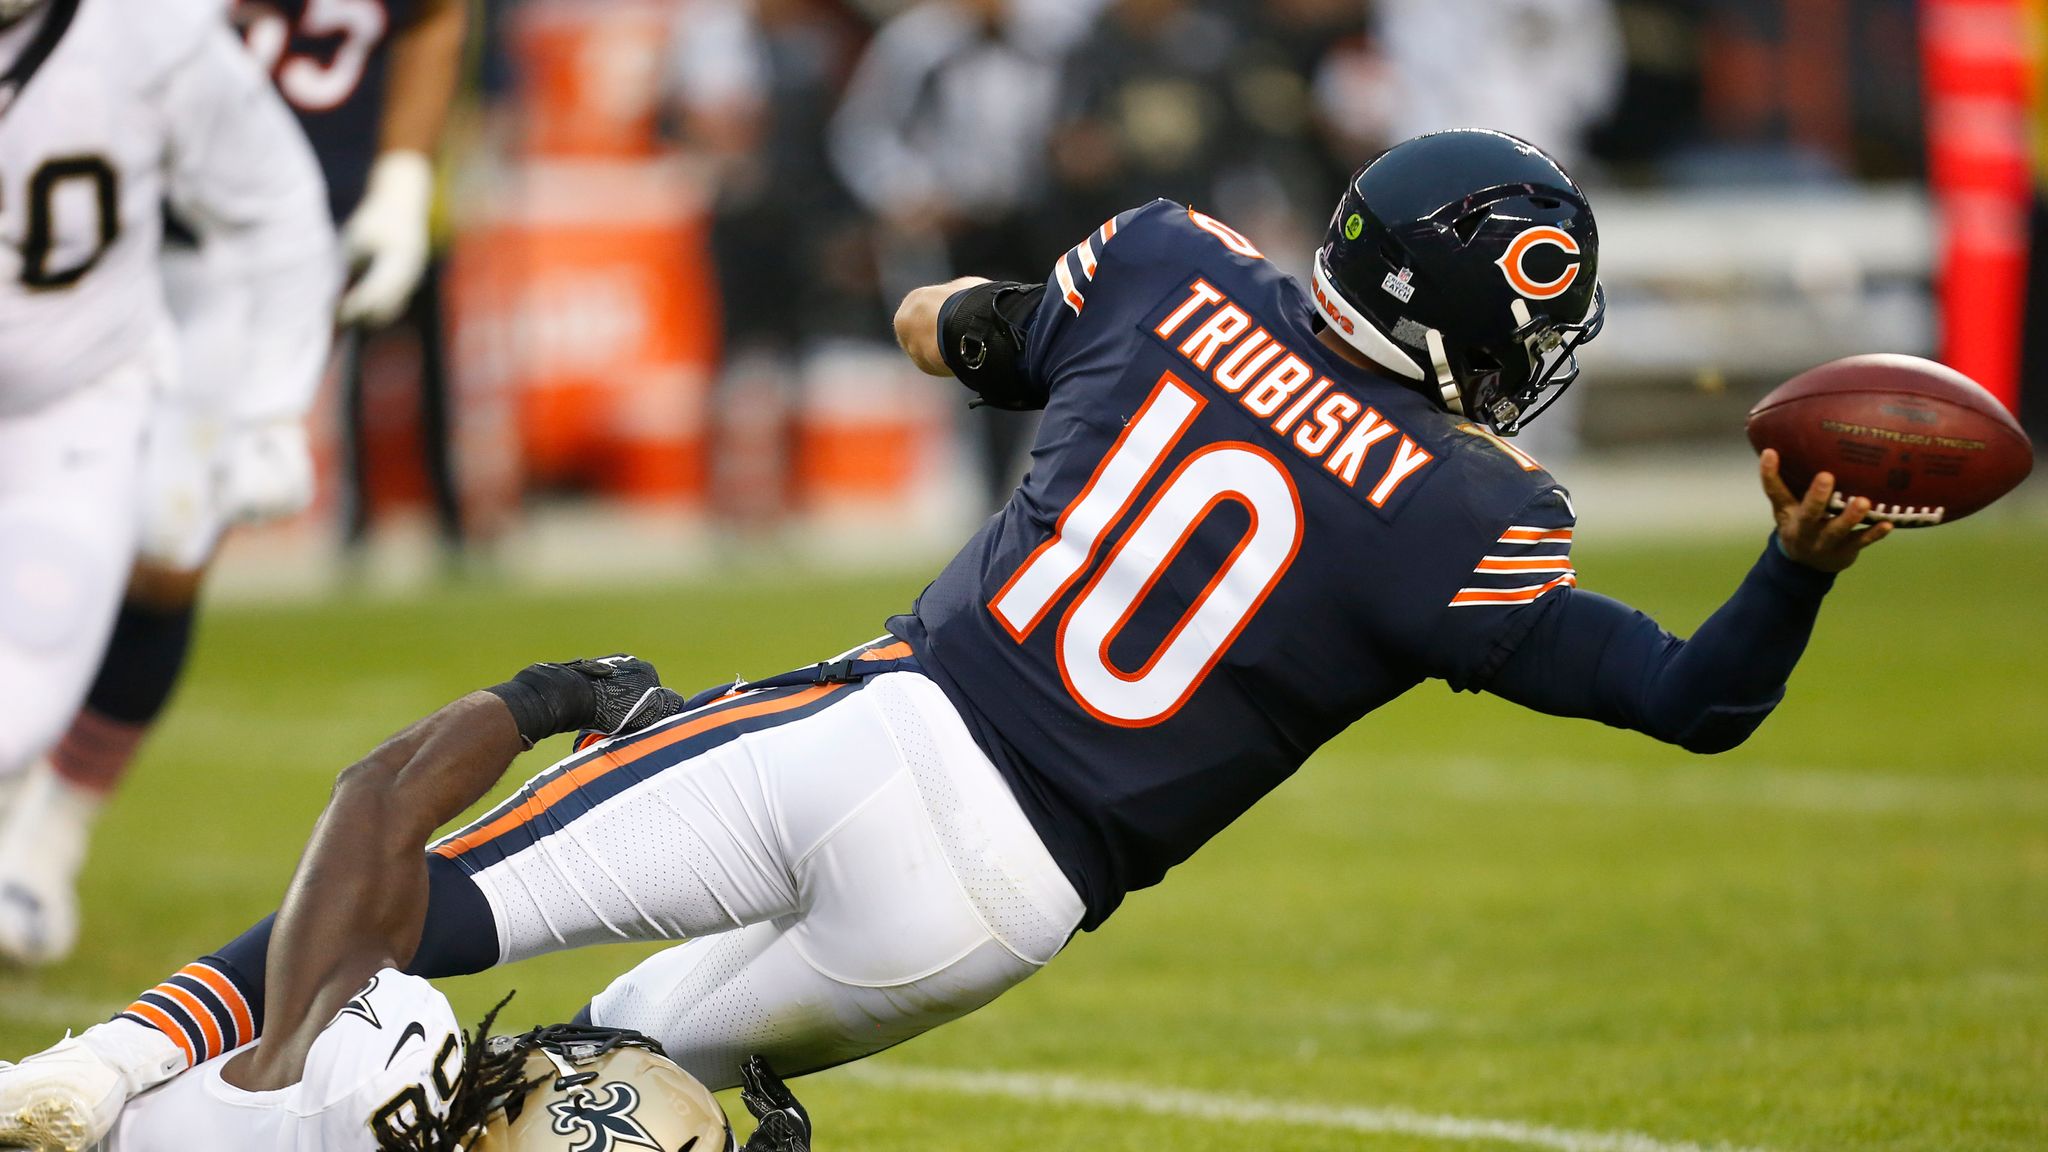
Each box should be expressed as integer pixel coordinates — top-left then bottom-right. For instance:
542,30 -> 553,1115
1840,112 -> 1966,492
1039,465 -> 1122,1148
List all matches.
4,522 -> 2045,1151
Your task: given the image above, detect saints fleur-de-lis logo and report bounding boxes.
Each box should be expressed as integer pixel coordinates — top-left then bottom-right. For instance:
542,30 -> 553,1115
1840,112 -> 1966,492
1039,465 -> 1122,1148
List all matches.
547,1082 -> 663,1152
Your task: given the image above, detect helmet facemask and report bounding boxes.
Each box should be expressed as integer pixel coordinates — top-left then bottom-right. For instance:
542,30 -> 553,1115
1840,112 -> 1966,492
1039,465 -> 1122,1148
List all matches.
1463,284 -> 1605,436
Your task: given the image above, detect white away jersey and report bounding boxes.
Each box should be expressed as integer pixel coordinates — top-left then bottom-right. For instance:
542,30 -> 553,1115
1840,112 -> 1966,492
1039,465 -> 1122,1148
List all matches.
0,0 -> 332,417
103,971 -> 466,1152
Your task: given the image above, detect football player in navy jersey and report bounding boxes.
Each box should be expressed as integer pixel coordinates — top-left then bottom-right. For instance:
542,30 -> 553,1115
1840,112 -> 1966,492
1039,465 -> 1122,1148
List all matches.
0,0 -> 468,966
20,130 -> 1892,1134
238,0 -> 464,294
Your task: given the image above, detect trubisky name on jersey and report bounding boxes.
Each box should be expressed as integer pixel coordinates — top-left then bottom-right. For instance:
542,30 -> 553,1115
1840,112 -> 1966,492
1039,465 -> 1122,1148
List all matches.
1151,279 -> 1433,508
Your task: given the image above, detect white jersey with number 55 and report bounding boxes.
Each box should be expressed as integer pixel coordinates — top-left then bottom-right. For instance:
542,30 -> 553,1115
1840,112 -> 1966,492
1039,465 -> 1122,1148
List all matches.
0,0 -> 332,418
101,970 -> 466,1152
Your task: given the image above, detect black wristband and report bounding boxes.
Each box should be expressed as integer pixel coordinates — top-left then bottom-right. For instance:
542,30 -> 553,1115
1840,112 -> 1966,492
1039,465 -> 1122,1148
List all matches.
485,663 -> 598,746
937,280 -> 1048,411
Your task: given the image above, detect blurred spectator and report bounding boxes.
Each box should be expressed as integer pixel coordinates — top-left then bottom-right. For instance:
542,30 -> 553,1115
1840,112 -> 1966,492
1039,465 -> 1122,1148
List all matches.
1049,0 -> 1241,233
1373,0 -> 1623,464
1373,0 -> 1623,171
1216,0 -> 1376,269
1589,0 -> 1921,185
829,0 -> 1063,509
669,0 -> 877,533
1050,0 -> 1374,273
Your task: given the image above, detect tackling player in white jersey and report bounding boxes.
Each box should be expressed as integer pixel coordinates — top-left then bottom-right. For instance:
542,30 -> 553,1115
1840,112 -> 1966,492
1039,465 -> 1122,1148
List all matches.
0,0 -> 471,969
0,655 -> 812,1152
0,0 -> 337,962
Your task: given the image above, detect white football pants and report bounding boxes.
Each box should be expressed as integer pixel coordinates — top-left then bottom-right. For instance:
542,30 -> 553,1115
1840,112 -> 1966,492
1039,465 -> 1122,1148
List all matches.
0,360 -> 152,778
138,244 -> 249,571
433,668 -> 1084,1090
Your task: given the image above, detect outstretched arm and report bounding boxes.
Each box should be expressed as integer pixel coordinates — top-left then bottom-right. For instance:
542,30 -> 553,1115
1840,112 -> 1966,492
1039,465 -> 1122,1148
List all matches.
894,278 -> 1050,409
223,659 -> 672,1090
223,694 -> 520,1090
1487,453 -> 1892,752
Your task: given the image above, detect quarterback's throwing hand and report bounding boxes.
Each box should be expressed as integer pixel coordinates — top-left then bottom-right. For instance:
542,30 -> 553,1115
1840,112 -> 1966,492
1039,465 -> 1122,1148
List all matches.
1760,448 -> 1894,572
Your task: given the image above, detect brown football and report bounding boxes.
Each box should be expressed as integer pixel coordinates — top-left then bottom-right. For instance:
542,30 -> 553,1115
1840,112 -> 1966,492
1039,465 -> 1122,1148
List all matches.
1745,354 -> 2034,527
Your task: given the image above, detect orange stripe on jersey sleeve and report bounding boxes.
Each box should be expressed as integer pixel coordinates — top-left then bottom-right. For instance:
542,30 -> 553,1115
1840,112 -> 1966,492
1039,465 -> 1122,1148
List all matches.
432,683 -> 849,860
1497,527 -> 1573,544
859,641 -> 912,661
1449,574 -> 1578,606
1053,257 -> 1085,315
1099,217 -> 1118,244
1474,556 -> 1576,573
1074,239 -> 1098,279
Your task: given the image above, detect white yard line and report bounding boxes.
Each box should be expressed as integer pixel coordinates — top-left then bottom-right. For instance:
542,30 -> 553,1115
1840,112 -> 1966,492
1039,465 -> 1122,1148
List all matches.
0,989 -> 124,1029
845,1065 -> 1775,1152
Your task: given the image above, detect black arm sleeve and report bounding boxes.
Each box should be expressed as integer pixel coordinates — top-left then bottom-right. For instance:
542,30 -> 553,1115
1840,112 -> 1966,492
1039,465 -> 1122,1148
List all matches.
937,280 -> 1049,410
1486,536 -> 1837,753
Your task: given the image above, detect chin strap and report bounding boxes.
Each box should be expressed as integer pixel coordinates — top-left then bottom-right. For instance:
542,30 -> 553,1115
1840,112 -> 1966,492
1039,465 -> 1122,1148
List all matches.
1425,328 -> 1463,414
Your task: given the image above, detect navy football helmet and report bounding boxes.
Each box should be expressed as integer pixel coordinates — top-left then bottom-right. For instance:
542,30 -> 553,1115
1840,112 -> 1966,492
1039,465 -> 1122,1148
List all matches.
1310,129 -> 1604,435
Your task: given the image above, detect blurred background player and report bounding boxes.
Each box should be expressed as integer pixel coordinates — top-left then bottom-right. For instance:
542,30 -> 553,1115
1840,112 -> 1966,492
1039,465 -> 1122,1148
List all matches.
0,653 -> 807,1152
828,0 -> 1070,511
0,0 -> 467,968
0,0 -> 335,965
666,0 -> 878,539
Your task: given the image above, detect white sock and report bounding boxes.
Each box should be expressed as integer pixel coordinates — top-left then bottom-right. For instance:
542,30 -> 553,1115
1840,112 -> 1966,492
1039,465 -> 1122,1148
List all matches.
78,1018 -> 187,1096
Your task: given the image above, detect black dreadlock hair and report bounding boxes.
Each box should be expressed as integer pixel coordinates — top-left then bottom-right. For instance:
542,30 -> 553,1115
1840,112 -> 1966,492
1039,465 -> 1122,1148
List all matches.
373,993 -> 680,1152
372,991 -> 526,1152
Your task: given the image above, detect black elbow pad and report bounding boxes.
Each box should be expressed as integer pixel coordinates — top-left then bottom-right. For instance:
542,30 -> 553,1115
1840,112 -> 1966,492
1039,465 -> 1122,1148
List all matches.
1672,697 -> 1780,755
938,280 -> 1048,411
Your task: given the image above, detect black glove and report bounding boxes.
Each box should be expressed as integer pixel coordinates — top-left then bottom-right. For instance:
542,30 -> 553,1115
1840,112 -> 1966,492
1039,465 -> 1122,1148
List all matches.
486,655 -> 670,747
738,1057 -> 810,1152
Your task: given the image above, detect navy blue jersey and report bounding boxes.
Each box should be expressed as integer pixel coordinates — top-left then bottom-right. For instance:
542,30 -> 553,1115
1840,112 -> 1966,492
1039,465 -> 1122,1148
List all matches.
889,200 -> 1579,929
233,0 -> 416,223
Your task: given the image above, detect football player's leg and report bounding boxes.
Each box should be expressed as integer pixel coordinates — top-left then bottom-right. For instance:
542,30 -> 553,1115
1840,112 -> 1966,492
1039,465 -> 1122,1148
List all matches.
0,365 -> 149,966
587,916 -> 1045,1091
430,682 -> 876,963
585,671 -> 1084,1090
0,258 -> 230,972
94,682 -> 869,1077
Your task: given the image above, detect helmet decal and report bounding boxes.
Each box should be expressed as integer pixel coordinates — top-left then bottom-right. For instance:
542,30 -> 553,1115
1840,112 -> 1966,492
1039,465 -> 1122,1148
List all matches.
1494,225 -> 1581,300
1380,266 -> 1415,303
1310,257 -> 1425,381
547,1082 -> 665,1152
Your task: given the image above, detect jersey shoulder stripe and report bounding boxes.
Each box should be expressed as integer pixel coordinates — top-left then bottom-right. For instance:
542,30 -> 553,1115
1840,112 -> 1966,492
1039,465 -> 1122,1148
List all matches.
1053,205 -> 1155,315
1447,499 -> 1577,608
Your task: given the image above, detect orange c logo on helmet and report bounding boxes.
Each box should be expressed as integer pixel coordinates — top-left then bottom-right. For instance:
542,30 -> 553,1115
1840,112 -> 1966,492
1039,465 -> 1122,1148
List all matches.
1495,225 -> 1581,300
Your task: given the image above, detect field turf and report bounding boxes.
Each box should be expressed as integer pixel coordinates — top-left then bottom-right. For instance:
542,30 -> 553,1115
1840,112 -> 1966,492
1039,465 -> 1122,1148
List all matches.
2,522 -> 2044,1151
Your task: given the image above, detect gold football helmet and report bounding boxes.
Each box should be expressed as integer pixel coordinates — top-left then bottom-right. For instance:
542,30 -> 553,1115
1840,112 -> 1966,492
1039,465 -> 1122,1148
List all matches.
470,1026 -> 732,1152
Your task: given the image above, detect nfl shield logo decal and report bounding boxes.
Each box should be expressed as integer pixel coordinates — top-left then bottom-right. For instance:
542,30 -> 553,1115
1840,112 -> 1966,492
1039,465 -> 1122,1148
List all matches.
1381,267 -> 1416,303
